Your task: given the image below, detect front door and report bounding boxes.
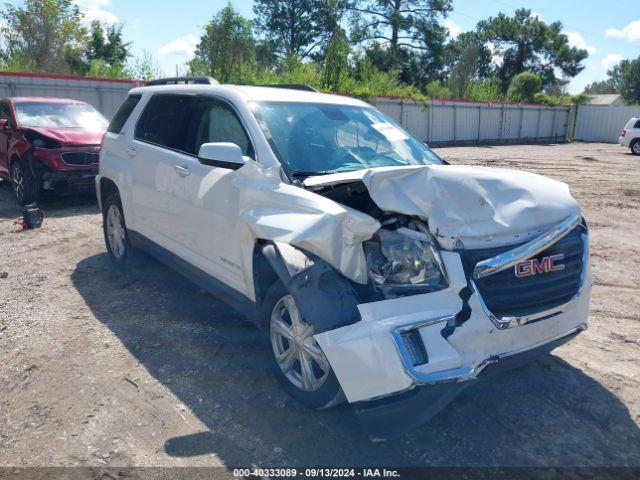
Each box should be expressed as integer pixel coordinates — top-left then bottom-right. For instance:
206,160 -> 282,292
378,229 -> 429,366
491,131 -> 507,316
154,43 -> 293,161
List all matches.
170,96 -> 255,293
0,101 -> 13,175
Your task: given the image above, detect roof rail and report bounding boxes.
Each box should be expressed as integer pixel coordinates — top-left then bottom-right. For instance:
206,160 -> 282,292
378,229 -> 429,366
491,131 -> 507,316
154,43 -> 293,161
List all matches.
258,84 -> 319,92
146,76 -> 219,86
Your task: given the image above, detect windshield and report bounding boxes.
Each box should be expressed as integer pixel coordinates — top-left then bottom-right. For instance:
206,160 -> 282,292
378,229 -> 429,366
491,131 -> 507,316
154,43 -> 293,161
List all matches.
252,101 -> 443,175
14,102 -> 108,131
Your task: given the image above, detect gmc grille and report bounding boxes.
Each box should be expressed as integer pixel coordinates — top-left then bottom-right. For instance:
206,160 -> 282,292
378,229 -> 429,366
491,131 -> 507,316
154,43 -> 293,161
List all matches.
462,225 -> 586,319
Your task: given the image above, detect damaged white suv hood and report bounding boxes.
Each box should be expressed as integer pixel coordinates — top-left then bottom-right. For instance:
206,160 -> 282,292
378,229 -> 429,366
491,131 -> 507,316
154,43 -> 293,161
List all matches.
304,164 -> 581,250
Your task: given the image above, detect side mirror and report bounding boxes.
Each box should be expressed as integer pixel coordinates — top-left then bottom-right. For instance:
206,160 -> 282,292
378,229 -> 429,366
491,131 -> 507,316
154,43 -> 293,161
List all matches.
198,142 -> 245,170
0,119 -> 10,131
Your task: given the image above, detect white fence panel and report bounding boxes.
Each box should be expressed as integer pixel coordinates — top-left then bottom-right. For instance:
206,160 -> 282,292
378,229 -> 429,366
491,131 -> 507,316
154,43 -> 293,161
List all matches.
0,72 -> 138,118
574,105 -> 640,142
375,97 -> 570,146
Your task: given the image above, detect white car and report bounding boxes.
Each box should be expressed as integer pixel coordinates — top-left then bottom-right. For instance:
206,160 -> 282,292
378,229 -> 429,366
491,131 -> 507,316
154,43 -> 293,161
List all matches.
97,77 -> 591,434
619,117 -> 640,155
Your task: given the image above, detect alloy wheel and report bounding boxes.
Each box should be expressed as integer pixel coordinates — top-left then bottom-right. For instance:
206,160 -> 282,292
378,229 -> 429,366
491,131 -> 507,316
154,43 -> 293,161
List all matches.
270,295 -> 330,392
634,142 -> 640,154
11,166 -> 24,203
106,204 -> 126,259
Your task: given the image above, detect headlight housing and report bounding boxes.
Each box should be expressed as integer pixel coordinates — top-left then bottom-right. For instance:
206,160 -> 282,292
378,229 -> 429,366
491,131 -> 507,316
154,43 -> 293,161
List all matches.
364,219 -> 448,296
24,130 -> 61,149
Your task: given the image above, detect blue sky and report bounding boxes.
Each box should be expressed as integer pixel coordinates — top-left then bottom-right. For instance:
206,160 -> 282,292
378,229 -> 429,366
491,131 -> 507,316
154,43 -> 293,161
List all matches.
17,1 -> 640,92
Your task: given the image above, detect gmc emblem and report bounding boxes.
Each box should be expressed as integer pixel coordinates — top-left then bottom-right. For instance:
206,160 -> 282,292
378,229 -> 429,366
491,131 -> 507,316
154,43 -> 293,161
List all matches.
515,254 -> 565,278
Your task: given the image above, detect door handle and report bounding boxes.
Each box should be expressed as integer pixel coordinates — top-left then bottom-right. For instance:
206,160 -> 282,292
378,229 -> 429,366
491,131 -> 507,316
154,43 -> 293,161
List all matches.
174,165 -> 191,177
126,148 -> 137,158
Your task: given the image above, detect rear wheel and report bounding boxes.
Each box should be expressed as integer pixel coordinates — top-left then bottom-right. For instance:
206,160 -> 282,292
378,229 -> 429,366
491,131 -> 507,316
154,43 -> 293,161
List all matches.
631,139 -> 640,156
11,161 -> 39,205
262,281 -> 343,409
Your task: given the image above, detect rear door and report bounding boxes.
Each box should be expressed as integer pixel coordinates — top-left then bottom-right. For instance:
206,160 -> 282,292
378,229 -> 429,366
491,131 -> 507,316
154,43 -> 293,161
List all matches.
130,94 -> 197,249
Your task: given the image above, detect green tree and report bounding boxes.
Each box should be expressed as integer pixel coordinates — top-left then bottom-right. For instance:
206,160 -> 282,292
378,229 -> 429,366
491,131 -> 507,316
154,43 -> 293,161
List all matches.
464,77 -> 503,102
448,45 -> 480,98
584,79 -> 617,95
253,0 -> 345,60
350,0 -> 452,84
350,0 -> 451,52
583,59 -> 631,95
444,32 -> 492,80
506,71 -> 542,102
126,51 -> 164,81
322,28 -> 350,91
476,9 -> 588,91
188,4 -> 255,83
0,0 -> 87,74
620,57 -> 640,104
86,21 -> 130,68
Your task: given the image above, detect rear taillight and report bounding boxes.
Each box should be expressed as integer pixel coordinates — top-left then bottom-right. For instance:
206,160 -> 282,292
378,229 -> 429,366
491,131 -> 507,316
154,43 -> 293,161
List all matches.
621,129 -> 627,137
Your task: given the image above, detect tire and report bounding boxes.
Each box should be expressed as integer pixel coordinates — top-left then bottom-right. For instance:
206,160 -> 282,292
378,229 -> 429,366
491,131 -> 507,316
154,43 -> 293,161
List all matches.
102,192 -> 137,267
261,280 -> 344,409
10,161 -> 39,206
631,139 -> 640,156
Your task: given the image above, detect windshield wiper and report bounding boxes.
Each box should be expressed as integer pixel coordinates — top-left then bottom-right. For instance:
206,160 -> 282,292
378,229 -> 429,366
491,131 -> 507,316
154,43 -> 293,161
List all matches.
290,170 -> 336,177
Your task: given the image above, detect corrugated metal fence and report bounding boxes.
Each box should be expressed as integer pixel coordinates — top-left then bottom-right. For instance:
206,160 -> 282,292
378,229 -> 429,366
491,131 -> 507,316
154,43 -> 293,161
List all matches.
0,72 -> 139,119
573,105 -> 640,143
0,71 -> 573,146
375,98 -> 571,146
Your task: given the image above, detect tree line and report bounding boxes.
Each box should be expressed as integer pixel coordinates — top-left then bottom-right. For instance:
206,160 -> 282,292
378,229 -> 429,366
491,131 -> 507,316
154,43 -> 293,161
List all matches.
1,0 -> 638,104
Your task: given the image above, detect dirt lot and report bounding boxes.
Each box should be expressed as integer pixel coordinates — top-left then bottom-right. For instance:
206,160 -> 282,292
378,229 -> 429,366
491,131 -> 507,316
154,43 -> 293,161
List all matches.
0,142 -> 638,470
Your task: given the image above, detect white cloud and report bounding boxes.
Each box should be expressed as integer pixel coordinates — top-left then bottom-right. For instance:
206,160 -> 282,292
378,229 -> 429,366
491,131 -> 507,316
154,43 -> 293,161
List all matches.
605,20 -> 640,41
601,53 -> 624,70
74,0 -> 118,25
444,19 -> 461,38
157,34 -> 198,57
530,11 -> 542,20
564,31 -> 596,54
83,9 -> 118,25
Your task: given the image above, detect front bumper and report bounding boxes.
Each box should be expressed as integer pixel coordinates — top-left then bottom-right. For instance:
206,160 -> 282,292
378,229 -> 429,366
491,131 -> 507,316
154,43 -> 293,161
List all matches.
37,168 -> 98,194
315,250 -> 592,403
353,325 -> 584,436
314,225 -> 592,428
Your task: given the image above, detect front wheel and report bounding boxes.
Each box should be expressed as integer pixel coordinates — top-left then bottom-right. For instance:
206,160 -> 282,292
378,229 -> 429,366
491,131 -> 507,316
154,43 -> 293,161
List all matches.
262,281 -> 343,409
11,161 -> 39,205
631,139 -> 640,156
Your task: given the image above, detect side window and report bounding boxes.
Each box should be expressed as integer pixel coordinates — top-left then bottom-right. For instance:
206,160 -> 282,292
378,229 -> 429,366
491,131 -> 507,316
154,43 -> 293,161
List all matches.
186,97 -> 253,158
135,94 -> 195,152
0,102 -> 11,123
108,94 -> 141,134
634,120 -> 640,129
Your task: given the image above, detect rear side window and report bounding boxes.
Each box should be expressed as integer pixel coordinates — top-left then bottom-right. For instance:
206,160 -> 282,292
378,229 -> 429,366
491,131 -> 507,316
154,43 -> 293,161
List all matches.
108,94 -> 141,134
634,119 -> 640,129
135,94 -> 195,151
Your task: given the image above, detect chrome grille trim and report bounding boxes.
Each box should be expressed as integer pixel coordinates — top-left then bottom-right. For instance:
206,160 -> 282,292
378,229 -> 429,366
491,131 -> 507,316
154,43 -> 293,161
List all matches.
473,213 -> 582,280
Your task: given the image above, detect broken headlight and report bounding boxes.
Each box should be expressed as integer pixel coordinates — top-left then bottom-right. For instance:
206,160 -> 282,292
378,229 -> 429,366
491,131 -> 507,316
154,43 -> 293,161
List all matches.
364,219 -> 448,296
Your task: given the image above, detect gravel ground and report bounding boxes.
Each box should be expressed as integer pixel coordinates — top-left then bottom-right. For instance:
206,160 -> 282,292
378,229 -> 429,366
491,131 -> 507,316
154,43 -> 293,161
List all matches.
0,142 -> 638,469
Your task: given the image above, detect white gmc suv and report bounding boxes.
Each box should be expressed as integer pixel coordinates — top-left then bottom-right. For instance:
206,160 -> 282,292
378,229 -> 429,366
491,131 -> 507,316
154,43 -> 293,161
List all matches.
97,77 -> 592,434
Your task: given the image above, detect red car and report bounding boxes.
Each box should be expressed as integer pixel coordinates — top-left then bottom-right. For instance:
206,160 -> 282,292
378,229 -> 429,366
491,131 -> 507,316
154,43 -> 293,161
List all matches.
0,97 -> 108,205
